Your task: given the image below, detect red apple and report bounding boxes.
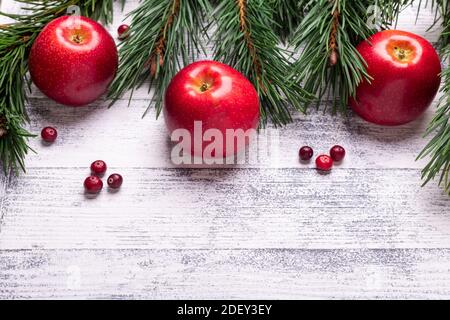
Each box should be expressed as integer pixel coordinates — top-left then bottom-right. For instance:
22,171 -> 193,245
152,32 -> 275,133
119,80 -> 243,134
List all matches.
29,16 -> 118,106
164,60 -> 260,158
349,30 -> 441,126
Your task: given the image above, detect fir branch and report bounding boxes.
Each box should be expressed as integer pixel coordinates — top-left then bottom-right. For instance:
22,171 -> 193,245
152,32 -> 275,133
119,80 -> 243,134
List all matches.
212,0 -> 314,126
289,0 -> 410,113
417,0 -> 449,48
377,0 -> 415,28
0,0 -> 117,174
0,34 -> 32,172
269,0 -> 307,42
433,0 -> 449,47
419,1 -> 450,194
419,48 -> 450,194
79,0 -> 122,24
107,0 -> 210,117
2,0 -> 120,26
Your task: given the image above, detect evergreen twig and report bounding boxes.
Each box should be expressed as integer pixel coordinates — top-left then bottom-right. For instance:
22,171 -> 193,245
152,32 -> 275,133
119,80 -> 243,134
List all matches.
269,0 -> 307,42
419,0 -> 450,194
212,0 -> 314,126
289,0 -> 411,113
107,0 -> 210,117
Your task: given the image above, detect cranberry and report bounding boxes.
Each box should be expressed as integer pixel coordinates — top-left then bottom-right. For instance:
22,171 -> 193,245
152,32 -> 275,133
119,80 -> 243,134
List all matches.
316,155 -> 333,171
117,24 -> 129,40
330,145 -> 346,162
299,146 -> 314,161
90,160 -> 107,175
107,173 -> 123,189
84,175 -> 103,193
41,126 -> 57,142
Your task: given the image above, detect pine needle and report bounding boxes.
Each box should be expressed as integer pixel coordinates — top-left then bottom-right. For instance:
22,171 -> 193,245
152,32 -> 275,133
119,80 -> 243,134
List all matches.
418,0 -> 450,194
107,0 -> 210,117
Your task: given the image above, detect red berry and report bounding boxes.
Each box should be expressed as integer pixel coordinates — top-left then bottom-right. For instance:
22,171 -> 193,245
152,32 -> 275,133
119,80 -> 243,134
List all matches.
84,175 -> 103,193
316,155 -> 333,171
117,24 -> 129,40
107,173 -> 123,189
90,160 -> 107,175
330,145 -> 346,162
41,126 -> 57,143
299,146 -> 314,161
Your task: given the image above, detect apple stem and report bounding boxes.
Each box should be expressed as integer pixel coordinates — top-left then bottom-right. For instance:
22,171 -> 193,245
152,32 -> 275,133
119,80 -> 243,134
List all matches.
71,34 -> 83,44
200,83 -> 209,92
393,46 -> 408,60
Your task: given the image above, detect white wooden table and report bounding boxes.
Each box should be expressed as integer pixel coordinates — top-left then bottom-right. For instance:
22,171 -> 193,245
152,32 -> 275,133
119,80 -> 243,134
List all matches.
0,1 -> 449,299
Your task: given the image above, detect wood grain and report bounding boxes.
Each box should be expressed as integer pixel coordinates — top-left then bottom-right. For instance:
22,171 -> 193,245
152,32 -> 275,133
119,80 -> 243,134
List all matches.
0,167 -> 448,250
0,0 -> 449,300
1,248 -> 450,299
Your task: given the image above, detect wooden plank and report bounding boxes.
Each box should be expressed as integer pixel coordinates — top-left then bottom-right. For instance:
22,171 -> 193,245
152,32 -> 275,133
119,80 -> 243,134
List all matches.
1,0 -> 449,300
1,248 -> 450,299
0,175 -> 8,233
0,167 -> 448,250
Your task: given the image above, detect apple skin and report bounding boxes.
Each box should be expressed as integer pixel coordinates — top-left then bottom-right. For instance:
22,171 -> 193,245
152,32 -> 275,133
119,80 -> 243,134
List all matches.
164,60 -> 260,157
29,16 -> 118,106
349,30 -> 441,126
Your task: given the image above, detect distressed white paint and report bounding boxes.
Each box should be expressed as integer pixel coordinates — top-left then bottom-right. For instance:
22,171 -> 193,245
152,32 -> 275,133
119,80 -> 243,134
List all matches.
0,167 -> 449,250
0,0 -> 449,299
1,249 -> 450,299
